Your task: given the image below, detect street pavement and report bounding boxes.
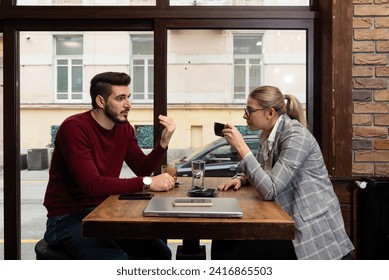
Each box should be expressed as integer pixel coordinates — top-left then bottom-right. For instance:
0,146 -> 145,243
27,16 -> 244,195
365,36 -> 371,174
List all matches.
1,168 -> 52,260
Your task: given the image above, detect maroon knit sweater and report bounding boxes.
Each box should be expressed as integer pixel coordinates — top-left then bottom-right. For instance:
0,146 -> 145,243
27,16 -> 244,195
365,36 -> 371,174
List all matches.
43,111 -> 165,217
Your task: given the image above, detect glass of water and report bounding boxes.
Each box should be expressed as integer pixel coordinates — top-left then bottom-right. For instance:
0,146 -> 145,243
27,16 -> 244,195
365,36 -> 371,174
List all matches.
191,160 -> 205,188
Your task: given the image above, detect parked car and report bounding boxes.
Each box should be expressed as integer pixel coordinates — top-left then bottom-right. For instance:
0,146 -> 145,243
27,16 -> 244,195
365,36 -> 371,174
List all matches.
172,135 -> 259,177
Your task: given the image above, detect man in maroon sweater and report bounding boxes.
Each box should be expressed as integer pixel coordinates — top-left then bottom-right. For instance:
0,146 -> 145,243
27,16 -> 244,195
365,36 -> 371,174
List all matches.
43,72 -> 176,259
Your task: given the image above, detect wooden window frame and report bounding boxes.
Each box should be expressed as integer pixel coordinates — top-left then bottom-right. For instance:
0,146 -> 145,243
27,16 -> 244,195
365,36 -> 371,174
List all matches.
0,0 -> 352,259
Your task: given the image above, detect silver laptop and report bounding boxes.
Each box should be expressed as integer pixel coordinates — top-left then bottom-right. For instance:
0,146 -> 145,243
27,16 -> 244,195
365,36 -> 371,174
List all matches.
143,197 -> 243,218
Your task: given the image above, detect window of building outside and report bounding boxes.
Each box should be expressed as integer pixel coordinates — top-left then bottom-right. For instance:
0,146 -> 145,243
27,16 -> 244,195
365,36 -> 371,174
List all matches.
131,34 -> 154,102
233,33 -> 263,101
16,0 -> 309,6
55,35 -> 84,102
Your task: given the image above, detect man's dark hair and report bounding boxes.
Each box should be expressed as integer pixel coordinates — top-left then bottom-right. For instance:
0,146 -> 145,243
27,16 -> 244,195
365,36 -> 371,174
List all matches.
90,72 -> 131,109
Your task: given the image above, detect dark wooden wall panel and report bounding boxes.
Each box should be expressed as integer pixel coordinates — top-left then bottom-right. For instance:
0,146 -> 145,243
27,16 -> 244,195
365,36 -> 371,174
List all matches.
317,0 -> 353,177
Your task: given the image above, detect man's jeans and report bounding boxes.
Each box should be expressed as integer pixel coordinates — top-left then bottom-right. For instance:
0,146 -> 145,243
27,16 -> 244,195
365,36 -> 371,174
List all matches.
44,207 -> 171,260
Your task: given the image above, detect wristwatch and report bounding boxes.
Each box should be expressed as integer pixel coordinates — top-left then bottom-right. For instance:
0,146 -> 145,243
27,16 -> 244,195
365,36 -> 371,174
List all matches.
143,176 -> 152,191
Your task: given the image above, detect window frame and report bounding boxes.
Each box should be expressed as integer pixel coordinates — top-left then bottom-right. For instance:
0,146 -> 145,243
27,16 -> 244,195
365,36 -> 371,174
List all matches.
0,0 -> 353,259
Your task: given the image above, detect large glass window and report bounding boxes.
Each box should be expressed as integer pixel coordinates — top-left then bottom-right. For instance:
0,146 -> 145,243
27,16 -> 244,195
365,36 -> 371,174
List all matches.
3,0 -> 348,261
55,35 -> 84,102
16,28 -> 306,167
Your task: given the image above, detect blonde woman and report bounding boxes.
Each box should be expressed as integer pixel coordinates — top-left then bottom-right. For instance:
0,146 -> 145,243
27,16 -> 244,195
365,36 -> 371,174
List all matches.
212,86 -> 354,260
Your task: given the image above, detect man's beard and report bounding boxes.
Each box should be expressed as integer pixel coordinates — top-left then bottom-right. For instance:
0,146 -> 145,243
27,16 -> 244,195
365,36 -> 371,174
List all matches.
104,105 -> 128,124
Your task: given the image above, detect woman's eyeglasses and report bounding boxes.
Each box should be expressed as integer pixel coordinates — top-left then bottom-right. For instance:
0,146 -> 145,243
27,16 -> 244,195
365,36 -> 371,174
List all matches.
244,107 -> 266,118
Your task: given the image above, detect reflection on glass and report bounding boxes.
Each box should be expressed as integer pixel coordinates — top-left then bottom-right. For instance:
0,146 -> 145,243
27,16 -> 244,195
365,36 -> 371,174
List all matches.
17,0 -> 156,6
170,0 -> 309,6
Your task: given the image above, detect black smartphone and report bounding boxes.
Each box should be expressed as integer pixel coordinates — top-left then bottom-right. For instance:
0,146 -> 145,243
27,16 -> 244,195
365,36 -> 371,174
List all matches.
118,192 -> 154,200
214,122 -> 225,137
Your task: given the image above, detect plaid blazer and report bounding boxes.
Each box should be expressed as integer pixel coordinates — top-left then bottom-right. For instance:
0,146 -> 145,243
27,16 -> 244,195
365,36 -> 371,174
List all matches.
238,114 -> 354,260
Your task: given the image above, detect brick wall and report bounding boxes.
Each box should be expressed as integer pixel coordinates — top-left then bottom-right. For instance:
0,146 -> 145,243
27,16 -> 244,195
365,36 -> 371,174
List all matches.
352,0 -> 389,175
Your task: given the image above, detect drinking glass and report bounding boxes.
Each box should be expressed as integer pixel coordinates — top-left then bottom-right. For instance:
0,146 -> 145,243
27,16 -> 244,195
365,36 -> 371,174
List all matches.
191,160 -> 205,188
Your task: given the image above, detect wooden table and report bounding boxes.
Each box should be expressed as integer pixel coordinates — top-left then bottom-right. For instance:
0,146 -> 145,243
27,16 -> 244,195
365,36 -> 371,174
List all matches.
82,178 -> 295,242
